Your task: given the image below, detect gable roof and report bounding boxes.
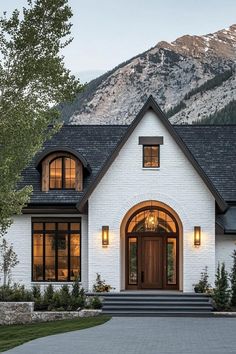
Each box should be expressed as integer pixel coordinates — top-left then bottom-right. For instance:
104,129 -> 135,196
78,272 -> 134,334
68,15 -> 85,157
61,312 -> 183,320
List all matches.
76,96 -> 227,212
19,98 -> 236,213
175,125 -> 236,204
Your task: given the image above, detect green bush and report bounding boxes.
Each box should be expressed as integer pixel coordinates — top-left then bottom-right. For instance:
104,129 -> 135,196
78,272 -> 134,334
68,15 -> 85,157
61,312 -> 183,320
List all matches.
194,266 -> 211,293
212,263 -> 231,311
32,285 -> 41,299
0,280 -> 87,312
90,296 -> 102,309
230,250 -> 236,307
0,284 -> 33,302
43,284 -> 54,304
72,277 -> 85,298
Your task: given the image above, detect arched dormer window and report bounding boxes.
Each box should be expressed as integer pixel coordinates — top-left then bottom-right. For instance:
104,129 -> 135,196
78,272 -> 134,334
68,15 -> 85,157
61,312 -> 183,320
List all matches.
49,157 -> 76,189
40,152 -> 83,192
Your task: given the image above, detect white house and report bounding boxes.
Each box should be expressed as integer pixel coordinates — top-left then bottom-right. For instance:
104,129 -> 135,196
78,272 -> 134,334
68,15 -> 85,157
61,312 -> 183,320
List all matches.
3,96 -> 236,293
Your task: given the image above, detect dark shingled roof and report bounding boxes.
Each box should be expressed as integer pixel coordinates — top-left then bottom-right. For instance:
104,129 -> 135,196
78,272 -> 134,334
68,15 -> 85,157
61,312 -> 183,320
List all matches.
19,125 -> 127,205
175,125 -> 236,202
19,124 -> 236,205
217,206 -> 236,233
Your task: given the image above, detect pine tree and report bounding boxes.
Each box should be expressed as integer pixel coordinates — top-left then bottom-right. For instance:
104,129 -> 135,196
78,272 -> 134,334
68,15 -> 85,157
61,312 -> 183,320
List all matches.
230,250 -> 236,307
212,263 -> 230,311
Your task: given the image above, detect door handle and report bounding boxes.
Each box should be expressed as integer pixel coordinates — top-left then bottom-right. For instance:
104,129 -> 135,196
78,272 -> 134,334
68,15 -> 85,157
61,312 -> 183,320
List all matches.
141,271 -> 144,283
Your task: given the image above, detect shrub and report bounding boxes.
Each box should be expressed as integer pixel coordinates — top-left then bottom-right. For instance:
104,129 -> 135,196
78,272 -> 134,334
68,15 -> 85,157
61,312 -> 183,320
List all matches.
72,277 -> 85,298
58,285 -> 71,310
43,284 -> 54,304
32,285 -> 41,299
0,283 -> 33,302
92,273 -> 113,293
212,263 -> 231,311
0,280 -> 87,312
90,295 -> 102,309
230,250 -> 236,307
193,266 -> 211,293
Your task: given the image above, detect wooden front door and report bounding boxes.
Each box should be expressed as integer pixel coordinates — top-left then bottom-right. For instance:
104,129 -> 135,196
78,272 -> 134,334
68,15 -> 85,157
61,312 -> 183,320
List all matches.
141,236 -> 163,289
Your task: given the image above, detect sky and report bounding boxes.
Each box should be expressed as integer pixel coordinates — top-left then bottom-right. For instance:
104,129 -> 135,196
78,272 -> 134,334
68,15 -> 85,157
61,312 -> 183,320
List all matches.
2,0 -> 236,81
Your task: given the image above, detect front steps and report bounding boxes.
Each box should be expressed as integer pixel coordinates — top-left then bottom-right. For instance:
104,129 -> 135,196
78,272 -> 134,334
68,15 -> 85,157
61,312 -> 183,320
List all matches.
101,293 -> 214,317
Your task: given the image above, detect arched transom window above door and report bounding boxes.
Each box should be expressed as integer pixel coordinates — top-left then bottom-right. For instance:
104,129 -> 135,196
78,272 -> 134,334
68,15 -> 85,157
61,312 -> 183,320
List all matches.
127,207 -> 177,234
41,152 -> 83,192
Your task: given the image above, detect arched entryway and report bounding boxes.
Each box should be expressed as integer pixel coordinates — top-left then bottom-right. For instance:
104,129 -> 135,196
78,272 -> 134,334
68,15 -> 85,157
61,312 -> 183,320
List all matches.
123,203 -> 181,290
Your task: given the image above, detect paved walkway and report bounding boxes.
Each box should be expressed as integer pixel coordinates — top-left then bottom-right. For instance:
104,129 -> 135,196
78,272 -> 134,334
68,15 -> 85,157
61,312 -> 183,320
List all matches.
4,317 -> 236,354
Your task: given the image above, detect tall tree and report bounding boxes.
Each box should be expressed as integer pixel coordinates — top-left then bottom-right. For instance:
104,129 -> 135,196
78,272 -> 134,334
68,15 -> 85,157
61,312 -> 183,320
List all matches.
0,0 -> 82,236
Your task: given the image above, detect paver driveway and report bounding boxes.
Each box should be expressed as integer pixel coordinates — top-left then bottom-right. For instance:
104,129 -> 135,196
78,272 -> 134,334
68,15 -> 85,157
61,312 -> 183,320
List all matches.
4,317 -> 236,354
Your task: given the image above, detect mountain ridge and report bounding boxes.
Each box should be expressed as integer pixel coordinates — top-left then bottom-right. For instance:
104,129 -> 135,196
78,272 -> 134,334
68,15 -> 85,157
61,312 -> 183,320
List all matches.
59,24 -> 236,125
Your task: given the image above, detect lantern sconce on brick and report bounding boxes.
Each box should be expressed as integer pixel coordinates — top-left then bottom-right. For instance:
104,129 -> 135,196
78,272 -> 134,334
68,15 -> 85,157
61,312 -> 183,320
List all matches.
102,226 -> 109,247
194,226 -> 201,247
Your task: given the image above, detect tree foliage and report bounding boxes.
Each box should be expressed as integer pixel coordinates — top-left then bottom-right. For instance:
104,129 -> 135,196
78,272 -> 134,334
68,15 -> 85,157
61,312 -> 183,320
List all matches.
194,100 -> 236,124
0,0 -> 82,236
184,69 -> 234,101
230,250 -> 236,307
0,238 -> 19,286
212,263 -> 230,311
193,266 -> 211,293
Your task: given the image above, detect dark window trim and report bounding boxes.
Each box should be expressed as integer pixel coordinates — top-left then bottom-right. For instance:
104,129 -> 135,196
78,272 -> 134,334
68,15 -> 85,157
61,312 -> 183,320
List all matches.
142,145 -> 160,168
31,218 -> 81,283
49,156 -> 76,190
139,136 -> 164,145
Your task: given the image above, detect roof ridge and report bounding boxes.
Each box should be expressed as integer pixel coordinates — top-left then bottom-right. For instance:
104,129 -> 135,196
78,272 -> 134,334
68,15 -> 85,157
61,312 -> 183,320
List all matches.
61,124 -> 129,127
174,124 -> 236,127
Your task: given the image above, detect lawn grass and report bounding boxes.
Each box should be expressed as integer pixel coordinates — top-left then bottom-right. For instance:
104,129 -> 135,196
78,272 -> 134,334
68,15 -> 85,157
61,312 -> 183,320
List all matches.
0,315 -> 111,352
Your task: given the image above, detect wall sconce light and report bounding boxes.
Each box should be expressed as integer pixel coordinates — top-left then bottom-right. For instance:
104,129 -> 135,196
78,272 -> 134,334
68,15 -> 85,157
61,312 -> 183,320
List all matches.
194,226 -> 201,247
102,226 -> 109,247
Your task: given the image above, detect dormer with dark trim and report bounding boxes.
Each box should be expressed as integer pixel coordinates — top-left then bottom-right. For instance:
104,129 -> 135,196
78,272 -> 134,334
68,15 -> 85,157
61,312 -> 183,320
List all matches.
35,147 -> 91,192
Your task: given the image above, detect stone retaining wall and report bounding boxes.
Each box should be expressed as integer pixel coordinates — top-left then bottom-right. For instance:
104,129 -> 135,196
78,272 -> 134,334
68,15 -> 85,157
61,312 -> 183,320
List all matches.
0,302 -> 34,325
0,302 -> 101,325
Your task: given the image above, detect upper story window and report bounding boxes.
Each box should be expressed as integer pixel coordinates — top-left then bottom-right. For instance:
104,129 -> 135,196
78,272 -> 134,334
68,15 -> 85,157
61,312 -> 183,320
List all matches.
139,136 -> 163,169
40,152 -> 83,192
143,145 -> 160,168
49,157 -> 76,190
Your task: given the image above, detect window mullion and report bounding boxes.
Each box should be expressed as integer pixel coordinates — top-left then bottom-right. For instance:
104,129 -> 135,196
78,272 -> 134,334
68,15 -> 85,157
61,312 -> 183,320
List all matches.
68,223 -> 71,281
43,223 -> 45,281
55,223 -> 58,281
62,157 -> 65,189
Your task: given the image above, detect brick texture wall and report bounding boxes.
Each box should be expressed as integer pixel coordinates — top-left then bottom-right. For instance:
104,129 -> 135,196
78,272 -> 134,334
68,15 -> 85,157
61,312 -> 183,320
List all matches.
88,109 -> 216,292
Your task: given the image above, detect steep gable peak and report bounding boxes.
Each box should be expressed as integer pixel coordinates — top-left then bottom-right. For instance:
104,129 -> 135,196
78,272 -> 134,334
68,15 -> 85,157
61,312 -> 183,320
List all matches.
77,96 -> 227,213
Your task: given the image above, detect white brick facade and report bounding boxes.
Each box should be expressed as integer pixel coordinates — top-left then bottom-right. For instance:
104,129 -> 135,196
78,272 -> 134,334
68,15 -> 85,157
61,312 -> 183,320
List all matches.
88,110 -> 216,292
2,109 -> 234,293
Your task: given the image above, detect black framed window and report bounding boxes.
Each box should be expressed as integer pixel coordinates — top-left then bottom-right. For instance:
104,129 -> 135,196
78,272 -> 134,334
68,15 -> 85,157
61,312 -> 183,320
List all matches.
32,219 -> 81,282
49,157 -> 76,189
143,145 -> 160,168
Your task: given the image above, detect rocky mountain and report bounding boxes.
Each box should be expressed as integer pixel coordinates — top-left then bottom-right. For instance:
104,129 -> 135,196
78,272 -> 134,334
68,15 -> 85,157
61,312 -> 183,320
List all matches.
60,25 -> 236,125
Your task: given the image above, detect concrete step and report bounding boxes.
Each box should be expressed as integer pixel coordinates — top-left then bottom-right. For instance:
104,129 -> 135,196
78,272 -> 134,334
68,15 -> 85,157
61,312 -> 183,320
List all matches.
103,303 -> 212,308
103,296 -> 210,302
102,311 -> 213,317
99,292 -> 209,297
103,306 -> 212,311
102,293 -> 213,316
